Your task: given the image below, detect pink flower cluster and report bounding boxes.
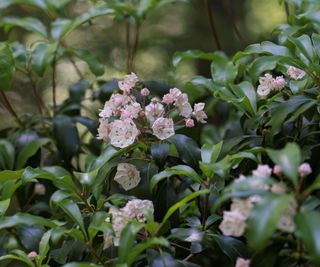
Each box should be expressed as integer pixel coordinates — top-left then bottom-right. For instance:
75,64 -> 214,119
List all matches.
97,73 -> 207,148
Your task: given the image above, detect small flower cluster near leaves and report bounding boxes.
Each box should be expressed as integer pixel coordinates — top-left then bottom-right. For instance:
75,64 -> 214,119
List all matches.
97,73 -> 207,148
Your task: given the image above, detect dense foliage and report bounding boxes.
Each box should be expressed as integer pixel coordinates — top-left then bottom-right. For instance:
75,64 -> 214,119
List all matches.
0,0 -> 320,266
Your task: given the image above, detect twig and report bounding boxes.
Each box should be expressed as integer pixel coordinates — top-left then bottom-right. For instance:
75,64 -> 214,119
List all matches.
204,0 -> 222,50
52,48 -> 58,114
0,91 -> 24,127
285,2 -> 290,20
125,20 -> 132,73
130,20 -> 141,72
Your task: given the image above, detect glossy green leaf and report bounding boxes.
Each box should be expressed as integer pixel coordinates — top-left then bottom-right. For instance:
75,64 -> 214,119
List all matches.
295,211 -> 320,265
15,138 -> 50,169
1,17 -> 47,37
211,52 -> 238,85
0,250 -> 35,267
201,141 -> 223,164
0,42 -> 15,91
173,50 -> 215,67
0,139 -> 15,170
247,194 -> 293,250
0,0 -> 47,10
39,230 -> 51,261
151,143 -> 169,167
31,42 -> 57,77
266,143 -> 301,185
0,198 -> 10,215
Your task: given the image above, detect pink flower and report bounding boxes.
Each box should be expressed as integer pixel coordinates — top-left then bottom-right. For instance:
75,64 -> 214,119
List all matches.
185,118 -> 195,128
141,88 -> 150,96
120,110 -> 132,120
219,210 -> 247,237
145,102 -> 165,124
273,76 -> 286,91
109,119 -> 138,148
118,72 -> 138,93
252,164 -> 272,177
97,118 -> 110,141
162,93 -> 174,104
235,257 -> 250,267
169,87 -> 182,98
192,103 -> 207,123
28,251 -> 38,261
287,66 -> 306,80
273,165 -> 282,176
299,163 -> 312,177
114,163 -> 141,191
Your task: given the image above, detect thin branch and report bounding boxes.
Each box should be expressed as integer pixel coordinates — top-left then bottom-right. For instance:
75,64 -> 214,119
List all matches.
52,49 -> 58,114
125,20 -> 132,73
0,91 -> 24,127
285,2 -> 290,21
130,20 -> 141,72
204,0 -> 222,50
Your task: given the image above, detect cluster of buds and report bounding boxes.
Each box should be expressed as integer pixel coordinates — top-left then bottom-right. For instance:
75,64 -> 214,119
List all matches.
97,73 -> 207,148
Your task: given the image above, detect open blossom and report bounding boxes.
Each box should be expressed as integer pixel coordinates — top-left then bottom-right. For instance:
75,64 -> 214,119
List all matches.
141,88 -> 150,96
145,101 -> 165,124
118,72 -> 138,93
193,103 -> 207,123
104,199 -> 154,247
277,200 -> 296,233
230,198 -> 253,219
97,118 -> 110,141
235,258 -> 251,267
114,163 -> 140,191
152,118 -> 175,140
99,94 -> 130,118
162,93 -> 175,104
219,210 -> 247,237
257,74 -> 274,97
252,164 -> 272,177
175,93 -> 193,118
273,76 -> 287,91
121,102 -> 142,119
185,118 -> 195,128
298,162 -> 312,177
287,66 -> 306,80
169,87 -> 182,98
109,119 -> 138,148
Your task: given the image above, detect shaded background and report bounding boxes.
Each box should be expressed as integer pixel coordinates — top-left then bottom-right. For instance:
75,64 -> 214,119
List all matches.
0,0 -> 287,127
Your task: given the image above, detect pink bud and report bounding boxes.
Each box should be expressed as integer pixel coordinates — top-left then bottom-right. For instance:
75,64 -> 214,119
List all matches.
299,163 -> 312,177
140,88 -> 150,97
273,165 -> 282,176
28,251 -> 38,261
34,183 -> 46,195
137,128 -> 141,136
139,111 -> 145,117
185,118 -> 195,128
162,93 -> 174,104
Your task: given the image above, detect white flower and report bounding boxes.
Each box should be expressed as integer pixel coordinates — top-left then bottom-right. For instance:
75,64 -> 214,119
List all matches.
219,210 -> 247,237
175,93 -> 192,118
193,103 -> 207,123
97,118 -> 110,141
34,183 -> 46,195
257,74 -> 273,97
140,88 -> 150,96
114,163 -> 141,191
99,94 -> 130,118
273,76 -> 287,91
121,102 -> 142,119
169,87 -> 182,98
230,198 -> 253,219
298,162 -> 312,177
121,199 -> 154,223
252,164 -> 272,178
118,72 -> 138,93
109,119 -> 138,148
235,257 -> 251,267
162,93 -> 175,104
152,118 -> 175,140
145,102 -> 165,124
277,200 -> 296,233
287,66 -> 306,80
185,118 -> 195,128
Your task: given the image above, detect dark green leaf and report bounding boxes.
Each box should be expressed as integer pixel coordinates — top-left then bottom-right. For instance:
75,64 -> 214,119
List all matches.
32,42 -> 57,77
1,17 -> 47,37
0,42 -> 15,91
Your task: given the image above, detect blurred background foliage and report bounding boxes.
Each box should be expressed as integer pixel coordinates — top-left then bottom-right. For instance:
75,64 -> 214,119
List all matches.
0,0 -> 287,128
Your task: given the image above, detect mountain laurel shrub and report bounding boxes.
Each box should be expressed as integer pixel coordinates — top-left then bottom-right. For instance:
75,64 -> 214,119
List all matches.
0,0 -> 320,266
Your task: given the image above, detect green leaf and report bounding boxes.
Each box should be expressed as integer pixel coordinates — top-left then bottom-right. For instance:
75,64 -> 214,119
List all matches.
53,115 -> 80,161
0,0 -> 47,10
0,198 -> 10,215
54,199 -> 85,234
62,263 -> 101,267
88,211 -> 112,241
161,189 -> 210,224
0,169 -> 23,185
0,213 -> 57,230
150,165 -> 202,190
15,138 -> 50,169
266,143 -> 301,185
151,143 -> 169,167
248,56 -> 280,83
295,211 -> 320,265
312,33 -> 320,59
69,48 -> 104,76
39,230 -> 51,261
0,42 -> 15,91
31,42 -> 57,77
168,134 -> 201,169
173,50 -> 215,67
247,194 -> 293,250
0,250 -> 35,267
211,52 -> 238,85
118,221 -> 144,264
1,17 -> 47,37
201,141 -> 223,164
0,139 -> 15,170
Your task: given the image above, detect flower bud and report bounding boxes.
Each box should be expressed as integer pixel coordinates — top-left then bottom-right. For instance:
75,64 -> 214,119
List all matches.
185,118 -> 195,128
162,93 -> 174,104
140,88 -> 150,96
299,163 -> 312,177
28,251 -> 38,261
34,183 -> 46,195
273,165 -> 282,176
